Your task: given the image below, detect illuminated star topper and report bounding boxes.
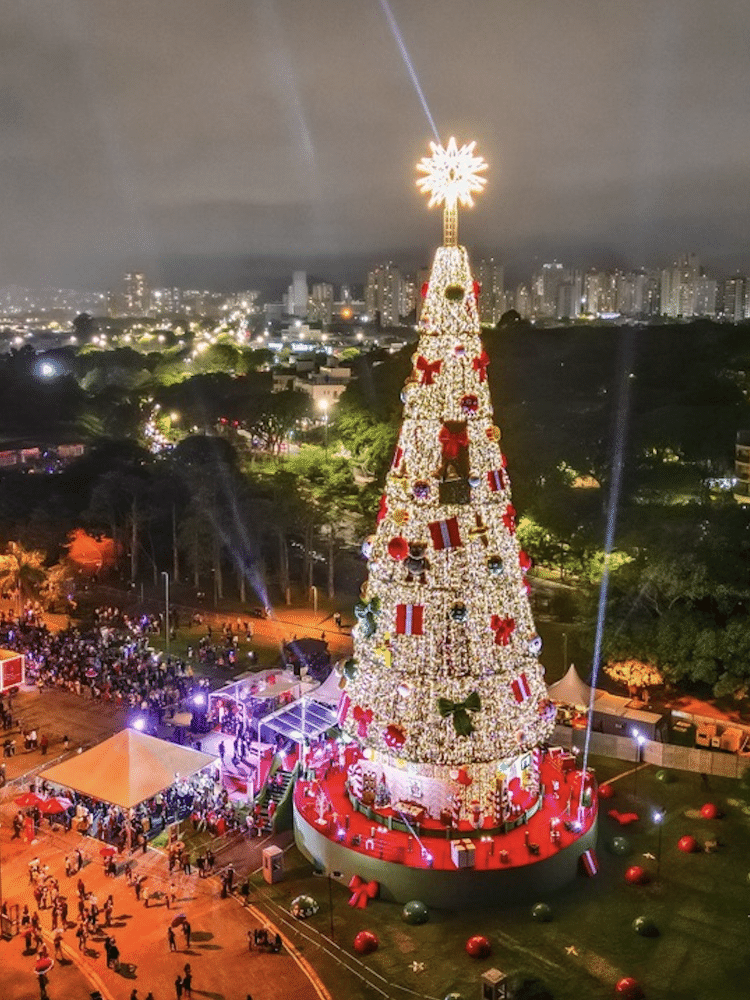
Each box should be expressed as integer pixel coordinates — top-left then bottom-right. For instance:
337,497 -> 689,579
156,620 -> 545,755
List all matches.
416,137 -> 488,210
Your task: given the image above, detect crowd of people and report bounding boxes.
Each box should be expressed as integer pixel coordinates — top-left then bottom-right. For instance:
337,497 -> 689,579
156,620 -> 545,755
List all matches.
0,603 -> 264,716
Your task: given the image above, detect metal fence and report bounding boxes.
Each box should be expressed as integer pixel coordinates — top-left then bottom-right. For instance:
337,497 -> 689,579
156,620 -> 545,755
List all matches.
552,725 -> 749,780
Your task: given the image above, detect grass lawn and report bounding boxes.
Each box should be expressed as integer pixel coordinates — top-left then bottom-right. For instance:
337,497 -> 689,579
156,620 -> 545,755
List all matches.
249,756 -> 750,1000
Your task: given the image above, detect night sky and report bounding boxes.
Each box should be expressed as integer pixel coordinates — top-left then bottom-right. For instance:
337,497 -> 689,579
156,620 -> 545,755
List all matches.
3,0 -> 750,291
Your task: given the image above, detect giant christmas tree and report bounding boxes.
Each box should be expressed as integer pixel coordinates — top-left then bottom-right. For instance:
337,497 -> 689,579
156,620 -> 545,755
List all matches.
340,139 -> 555,826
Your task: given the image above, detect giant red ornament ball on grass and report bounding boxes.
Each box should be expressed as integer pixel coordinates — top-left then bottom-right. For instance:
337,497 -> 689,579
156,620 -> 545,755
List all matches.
465,935 -> 491,958
598,783 -> 615,800
700,803 -> 720,819
678,835 -> 699,853
615,978 -> 644,999
625,865 -> 650,885
353,930 -> 379,954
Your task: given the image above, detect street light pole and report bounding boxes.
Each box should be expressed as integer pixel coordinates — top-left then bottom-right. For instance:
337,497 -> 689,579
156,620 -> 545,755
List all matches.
162,571 -> 170,659
653,810 -> 664,879
319,399 -> 329,455
632,729 -> 646,799
562,632 -> 568,672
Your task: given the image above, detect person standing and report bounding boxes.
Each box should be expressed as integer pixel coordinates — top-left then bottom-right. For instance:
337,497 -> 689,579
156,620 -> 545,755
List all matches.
182,919 -> 191,948
168,926 -> 177,952
174,974 -> 183,1000
169,881 -> 177,908
182,967 -> 192,999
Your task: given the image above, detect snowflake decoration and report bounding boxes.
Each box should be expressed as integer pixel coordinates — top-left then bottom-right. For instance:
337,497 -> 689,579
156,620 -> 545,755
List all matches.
416,137 -> 487,210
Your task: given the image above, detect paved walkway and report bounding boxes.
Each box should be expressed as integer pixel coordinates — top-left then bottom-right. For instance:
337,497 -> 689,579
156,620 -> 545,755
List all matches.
0,804 -> 330,1000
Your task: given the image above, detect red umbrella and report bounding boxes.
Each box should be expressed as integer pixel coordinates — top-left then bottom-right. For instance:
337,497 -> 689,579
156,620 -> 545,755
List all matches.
170,912 -> 187,927
38,797 -> 73,815
85,668 -> 98,678
99,845 -> 117,858
14,792 -> 44,808
34,956 -> 54,975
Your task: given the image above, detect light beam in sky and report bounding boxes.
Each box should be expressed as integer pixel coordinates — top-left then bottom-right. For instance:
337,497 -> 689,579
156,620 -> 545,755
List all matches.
378,0 -> 440,142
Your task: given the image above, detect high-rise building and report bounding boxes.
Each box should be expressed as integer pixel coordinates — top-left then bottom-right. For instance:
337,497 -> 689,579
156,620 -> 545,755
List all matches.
123,272 -> 149,316
309,282 -> 334,325
694,276 -> 717,318
722,275 -> 747,323
556,272 -> 582,320
660,265 -> 680,318
514,284 -> 531,319
476,258 -> 505,325
365,262 -> 403,327
284,271 -> 308,318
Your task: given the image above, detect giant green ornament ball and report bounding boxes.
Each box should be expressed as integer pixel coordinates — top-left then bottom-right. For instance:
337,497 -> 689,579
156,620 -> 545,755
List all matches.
401,900 -> 430,925
531,902 -> 553,922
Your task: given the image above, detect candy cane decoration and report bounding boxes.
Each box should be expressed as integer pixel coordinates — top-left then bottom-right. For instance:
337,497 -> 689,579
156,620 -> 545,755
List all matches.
348,761 -> 363,799
451,792 -> 463,827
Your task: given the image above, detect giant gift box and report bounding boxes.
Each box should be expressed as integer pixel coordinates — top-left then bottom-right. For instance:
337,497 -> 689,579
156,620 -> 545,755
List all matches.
450,838 -> 476,869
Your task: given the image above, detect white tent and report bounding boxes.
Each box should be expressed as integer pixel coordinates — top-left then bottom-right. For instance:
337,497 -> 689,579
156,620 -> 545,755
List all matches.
547,664 -> 597,707
39,728 -> 217,810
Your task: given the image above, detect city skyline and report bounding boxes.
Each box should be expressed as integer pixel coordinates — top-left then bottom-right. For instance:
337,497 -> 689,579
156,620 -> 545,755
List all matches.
3,1 -> 750,291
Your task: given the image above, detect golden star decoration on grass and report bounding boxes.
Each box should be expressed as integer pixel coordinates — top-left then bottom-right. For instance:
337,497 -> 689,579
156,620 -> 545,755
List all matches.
416,137 -> 487,210
410,961 -> 426,973
565,945 -> 579,956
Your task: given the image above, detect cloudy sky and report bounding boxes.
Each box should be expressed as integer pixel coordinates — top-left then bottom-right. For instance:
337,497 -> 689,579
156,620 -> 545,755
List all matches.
3,0 -> 750,291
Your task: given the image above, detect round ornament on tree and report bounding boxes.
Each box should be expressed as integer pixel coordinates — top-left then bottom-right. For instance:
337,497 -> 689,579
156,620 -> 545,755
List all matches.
384,724 -> 406,750
486,555 -> 504,577
527,634 -> 543,656
412,480 -> 431,500
388,536 -> 409,560
450,603 -> 468,623
353,930 -> 379,955
465,935 -> 491,958
610,836 -> 630,856
401,900 -> 430,925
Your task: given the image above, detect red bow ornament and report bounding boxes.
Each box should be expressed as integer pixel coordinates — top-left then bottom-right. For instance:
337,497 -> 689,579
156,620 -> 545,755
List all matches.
472,351 -> 490,382
352,705 -> 373,738
491,615 -> 516,646
415,355 -> 442,386
439,425 -> 469,460
348,874 -> 380,908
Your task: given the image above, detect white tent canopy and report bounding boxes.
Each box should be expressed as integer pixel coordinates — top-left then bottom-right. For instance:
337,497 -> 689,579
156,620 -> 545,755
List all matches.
547,664 -> 597,707
39,729 -> 217,810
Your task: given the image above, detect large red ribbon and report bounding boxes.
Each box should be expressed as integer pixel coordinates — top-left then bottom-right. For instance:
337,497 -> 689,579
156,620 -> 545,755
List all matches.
439,425 -> 469,460
491,615 -> 516,645
472,351 -> 490,382
348,874 -> 379,908
416,355 -> 442,385
352,705 -> 373,737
